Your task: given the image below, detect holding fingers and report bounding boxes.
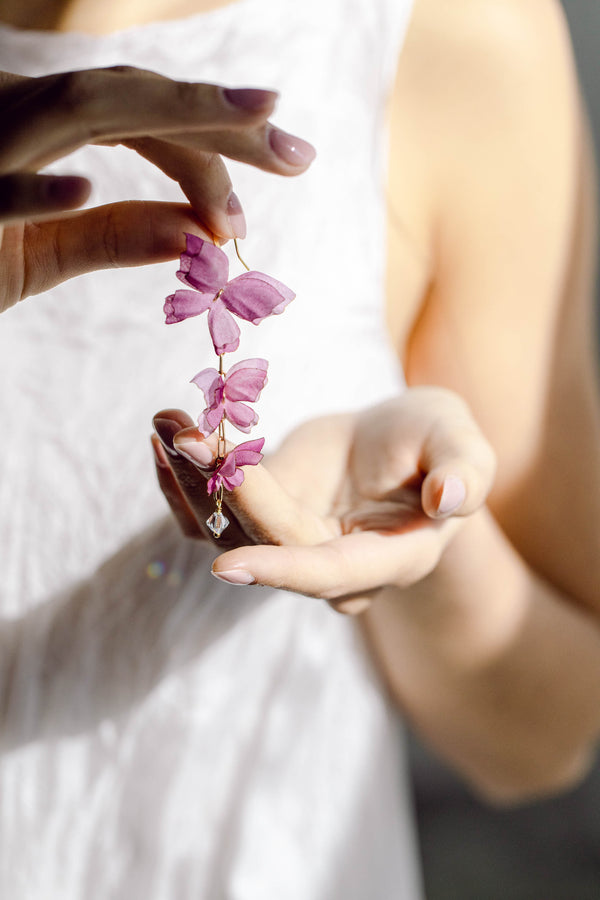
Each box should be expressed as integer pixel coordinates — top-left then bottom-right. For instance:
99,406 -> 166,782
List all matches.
151,389 -> 496,614
0,65 -> 315,311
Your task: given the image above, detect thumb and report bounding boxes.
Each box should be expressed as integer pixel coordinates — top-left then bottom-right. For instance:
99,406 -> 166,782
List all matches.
420,418 -> 497,519
20,200 -> 210,298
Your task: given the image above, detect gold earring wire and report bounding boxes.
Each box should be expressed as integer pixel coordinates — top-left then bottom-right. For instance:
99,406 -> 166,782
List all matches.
233,238 -> 250,272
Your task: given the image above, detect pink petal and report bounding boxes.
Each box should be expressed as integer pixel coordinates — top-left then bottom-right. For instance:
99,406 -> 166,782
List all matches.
231,437 -> 265,467
176,235 -> 229,292
221,467 -> 246,492
207,301 -> 241,355
164,289 -> 213,324
225,358 -> 268,402
221,272 -> 295,325
207,471 -> 223,494
207,453 -> 241,494
190,367 -> 220,403
198,403 -> 224,436
224,398 -> 258,433
206,437 -> 265,494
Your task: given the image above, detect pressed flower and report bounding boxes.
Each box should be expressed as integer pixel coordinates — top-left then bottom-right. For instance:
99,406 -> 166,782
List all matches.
207,438 -> 265,494
164,234 -> 295,355
192,358 -> 268,435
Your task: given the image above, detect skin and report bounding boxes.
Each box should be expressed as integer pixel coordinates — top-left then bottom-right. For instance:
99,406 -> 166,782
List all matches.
0,67 -> 315,311
2,0 -> 600,804
156,0 -> 600,803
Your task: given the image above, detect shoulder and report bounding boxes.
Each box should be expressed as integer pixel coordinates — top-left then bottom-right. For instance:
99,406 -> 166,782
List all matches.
401,0 -> 575,84
396,0 -> 579,152
388,0 -> 581,266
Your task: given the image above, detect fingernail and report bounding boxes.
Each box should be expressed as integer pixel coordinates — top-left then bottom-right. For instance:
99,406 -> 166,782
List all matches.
335,598 -> 372,616
173,437 -> 214,468
153,416 -> 182,459
151,436 -> 170,469
223,87 -> 278,111
437,476 -> 466,516
212,567 -> 256,585
226,191 -> 247,239
269,128 -> 316,167
44,175 -> 90,206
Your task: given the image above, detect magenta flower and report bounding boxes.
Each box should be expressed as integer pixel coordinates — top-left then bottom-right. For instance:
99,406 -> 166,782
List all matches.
164,234 -> 295,355
191,358 -> 268,435
207,437 -> 265,494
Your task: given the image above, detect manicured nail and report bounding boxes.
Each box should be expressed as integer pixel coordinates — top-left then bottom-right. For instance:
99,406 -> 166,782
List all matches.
223,87 -> 278,111
173,437 -> 214,468
44,175 -> 90,206
269,127 -> 316,167
151,436 -> 170,469
437,476 -> 466,516
226,191 -> 247,239
153,416 -> 182,458
335,598 -> 372,616
212,567 -> 255,585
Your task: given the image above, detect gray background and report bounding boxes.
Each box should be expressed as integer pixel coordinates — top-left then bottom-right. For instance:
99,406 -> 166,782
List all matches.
410,3 -> 600,898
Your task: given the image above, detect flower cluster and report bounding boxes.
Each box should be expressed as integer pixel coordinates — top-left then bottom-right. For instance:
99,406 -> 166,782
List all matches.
164,233 -> 295,535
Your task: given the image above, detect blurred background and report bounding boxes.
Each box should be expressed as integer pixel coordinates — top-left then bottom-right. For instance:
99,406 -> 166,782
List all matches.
409,3 -> 600,898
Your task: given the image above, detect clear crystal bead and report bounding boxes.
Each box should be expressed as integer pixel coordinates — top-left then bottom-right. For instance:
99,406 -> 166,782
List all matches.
206,511 -> 230,538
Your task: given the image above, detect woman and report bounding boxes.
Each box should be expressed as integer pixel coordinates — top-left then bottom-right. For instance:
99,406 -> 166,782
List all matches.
0,0 -> 599,897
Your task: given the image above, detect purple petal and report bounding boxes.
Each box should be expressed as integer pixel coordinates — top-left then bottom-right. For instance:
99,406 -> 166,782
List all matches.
221,271 -> 295,325
198,403 -> 224,436
207,453 -> 243,494
231,437 -> 265,467
224,398 -> 259,433
206,437 -> 265,494
207,301 -> 241,355
190,367 -> 220,404
225,358 -> 268,402
207,471 -> 223,494
176,235 -> 229,292
220,467 -> 246,492
164,289 -> 213,324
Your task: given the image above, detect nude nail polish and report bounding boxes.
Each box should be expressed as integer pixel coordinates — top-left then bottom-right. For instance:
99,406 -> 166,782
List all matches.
437,476 -> 466,516
223,87 -> 278,111
269,128 -> 316,167
173,438 -> 214,468
226,192 -> 247,239
153,416 -> 182,459
212,568 -> 256,585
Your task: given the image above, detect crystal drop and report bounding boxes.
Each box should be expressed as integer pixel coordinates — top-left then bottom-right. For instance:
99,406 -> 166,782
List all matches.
206,511 -> 230,538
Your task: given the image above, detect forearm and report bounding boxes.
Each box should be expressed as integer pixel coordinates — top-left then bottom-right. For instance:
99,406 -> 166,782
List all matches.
363,506 -> 600,803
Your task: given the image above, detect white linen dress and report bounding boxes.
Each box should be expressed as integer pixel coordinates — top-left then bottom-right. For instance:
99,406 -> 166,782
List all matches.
0,0 -> 424,896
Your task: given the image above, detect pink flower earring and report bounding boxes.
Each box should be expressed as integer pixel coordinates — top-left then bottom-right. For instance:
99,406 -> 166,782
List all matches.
164,233 -> 295,537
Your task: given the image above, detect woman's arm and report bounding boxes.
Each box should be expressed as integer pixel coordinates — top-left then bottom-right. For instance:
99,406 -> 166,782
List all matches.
369,0 -> 600,801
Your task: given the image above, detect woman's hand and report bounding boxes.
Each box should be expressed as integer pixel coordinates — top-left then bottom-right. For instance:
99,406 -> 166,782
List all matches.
151,387 -> 496,614
0,66 -> 315,312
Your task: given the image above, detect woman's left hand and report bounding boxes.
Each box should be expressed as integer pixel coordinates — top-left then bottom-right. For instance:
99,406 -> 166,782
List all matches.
152,387 -> 496,614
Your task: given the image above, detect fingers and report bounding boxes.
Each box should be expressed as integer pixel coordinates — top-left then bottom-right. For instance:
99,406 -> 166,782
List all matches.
127,139 -> 244,240
152,411 -> 248,547
418,404 -> 497,519
151,434 -> 202,538
212,517 -> 457,601
19,201 -> 206,298
0,69 -> 280,171
352,389 -> 496,520
1,67 -> 316,203
156,123 -> 317,175
128,124 -> 317,239
0,173 -> 91,222
172,427 -> 335,547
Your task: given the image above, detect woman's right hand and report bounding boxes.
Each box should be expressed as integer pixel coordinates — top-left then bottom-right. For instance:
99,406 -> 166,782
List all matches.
0,65 -> 315,313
